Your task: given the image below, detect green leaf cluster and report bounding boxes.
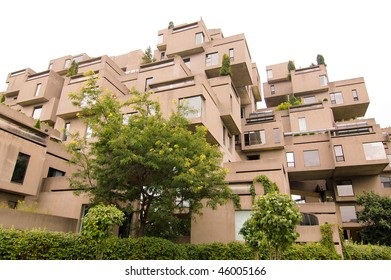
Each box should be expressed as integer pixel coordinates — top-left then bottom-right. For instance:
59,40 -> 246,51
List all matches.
219,53 -> 232,76
66,73 -> 230,239
66,60 -> 78,77
240,189 -> 302,259
141,46 -> 157,64
356,191 -> 391,245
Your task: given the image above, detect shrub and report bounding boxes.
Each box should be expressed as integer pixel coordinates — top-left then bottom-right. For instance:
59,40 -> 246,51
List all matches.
283,243 -> 341,260
344,243 -> 391,260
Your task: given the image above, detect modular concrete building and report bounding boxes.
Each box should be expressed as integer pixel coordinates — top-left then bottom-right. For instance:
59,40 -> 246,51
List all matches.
1,20 -> 390,246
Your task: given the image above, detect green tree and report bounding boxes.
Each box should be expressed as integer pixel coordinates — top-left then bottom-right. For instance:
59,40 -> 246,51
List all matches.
66,60 -> 78,77
240,192 -> 302,259
67,72 -> 230,239
219,53 -> 232,76
141,46 -> 157,64
316,54 -> 326,66
356,191 -> 391,245
81,203 -> 125,259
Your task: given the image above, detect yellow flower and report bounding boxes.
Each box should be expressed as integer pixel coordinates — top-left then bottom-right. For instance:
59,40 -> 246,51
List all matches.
200,154 -> 206,161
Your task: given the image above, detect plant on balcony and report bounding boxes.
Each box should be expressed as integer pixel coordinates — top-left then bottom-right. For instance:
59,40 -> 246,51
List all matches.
168,21 -> 174,29
219,53 -> 232,76
276,95 -> 302,111
316,54 -> 326,66
34,119 -> 41,129
287,60 -> 296,80
66,60 -> 78,77
141,46 -> 157,65
0,93 -> 5,104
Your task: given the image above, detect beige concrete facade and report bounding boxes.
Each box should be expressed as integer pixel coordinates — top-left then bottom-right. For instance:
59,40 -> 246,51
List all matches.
1,20 -> 390,248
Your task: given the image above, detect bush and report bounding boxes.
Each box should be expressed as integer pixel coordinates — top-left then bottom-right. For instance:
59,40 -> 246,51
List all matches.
344,243 -> 391,260
283,243 -> 341,260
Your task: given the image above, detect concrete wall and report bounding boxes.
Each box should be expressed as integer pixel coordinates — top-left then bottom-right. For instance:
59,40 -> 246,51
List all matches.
0,208 -> 77,232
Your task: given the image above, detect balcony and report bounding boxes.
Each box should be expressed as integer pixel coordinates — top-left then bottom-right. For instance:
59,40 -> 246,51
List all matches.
291,65 -> 329,94
16,70 -> 64,106
4,68 -> 36,97
246,110 -> 275,124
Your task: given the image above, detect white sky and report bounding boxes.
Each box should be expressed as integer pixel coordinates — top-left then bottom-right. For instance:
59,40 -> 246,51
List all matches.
1,0 -> 390,127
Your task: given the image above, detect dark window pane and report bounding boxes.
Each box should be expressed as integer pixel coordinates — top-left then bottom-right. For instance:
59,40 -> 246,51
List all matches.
11,153 -> 30,184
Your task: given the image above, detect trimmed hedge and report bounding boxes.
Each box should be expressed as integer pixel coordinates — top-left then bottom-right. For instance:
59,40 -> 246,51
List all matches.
344,243 -> 391,260
2,227 -> 389,260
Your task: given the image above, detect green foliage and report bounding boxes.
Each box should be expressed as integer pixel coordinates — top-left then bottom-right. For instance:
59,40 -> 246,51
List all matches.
316,54 -> 326,65
282,243 -> 341,260
4,227 -> 389,260
34,119 -> 41,129
219,53 -> 232,76
141,46 -> 157,64
66,60 -> 78,77
276,95 -> 302,111
356,191 -> 391,245
168,21 -> 174,29
231,194 -> 241,210
249,184 -> 256,204
67,73 -> 230,239
0,93 -> 5,103
240,192 -> 302,259
320,223 -> 336,252
81,204 -> 125,240
343,243 -> 391,260
254,175 -> 279,194
287,60 -> 296,71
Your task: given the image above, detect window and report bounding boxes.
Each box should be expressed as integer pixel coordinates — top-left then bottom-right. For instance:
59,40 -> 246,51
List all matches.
229,48 -> 234,62
340,206 -> 357,222
145,77 -> 153,91
286,152 -> 295,167
72,55 -> 83,63
244,130 -> 265,146
63,122 -> 70,141
228,133 -> 233,152
183,58 -> 190,68
303,96 -> 316,104
85,125 -> 93,138
48,167 -> 65,177
34,83 -> 42,97
337,181 -> 354,196
235,210 -> 251,241
352,89 -> 359,101
247,154 -> 260,160
363,142 -> 387,160
273,128 -> 280,144
304,150 -> 320,167
195,32 -> 204,45
122,113 -> 136,125
334,145 -> 345,162
205,52 -> 218,67
11,153 -> 30,184
267,69 -> 273,79
319,75 -> 328,86
179,95 -> 204,118
240,106 -> 245,119
48,63 -> 53,70
380,176 -> 391,188
298,117 -> 307,131
330,92 -> 344,104
32,106 -> 42,119
160,52 -> 165,60
270,85 -> 275,95
64,59 -> 71,69
157,34 -> 163,44
223,126 -> 226,146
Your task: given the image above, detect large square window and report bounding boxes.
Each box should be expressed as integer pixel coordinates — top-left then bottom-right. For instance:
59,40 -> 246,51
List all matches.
244,130 -> 266,146
380,176 -> 391,188
330,92 -> 344,104
363,142 -> 387,160
337,181 -> 354,196
304,150 -> 320,167
205,52 -> 218,67
179,95 -> 204,118
340,206 -> 357,223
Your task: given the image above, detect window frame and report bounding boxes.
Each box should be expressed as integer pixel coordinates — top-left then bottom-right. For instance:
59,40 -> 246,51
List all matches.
286,152 -> 295,167
334,145 -> 345,162
11,152 -> 31,184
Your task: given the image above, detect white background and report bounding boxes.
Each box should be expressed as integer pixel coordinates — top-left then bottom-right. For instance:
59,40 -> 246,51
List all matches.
1,0 -> 390,127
